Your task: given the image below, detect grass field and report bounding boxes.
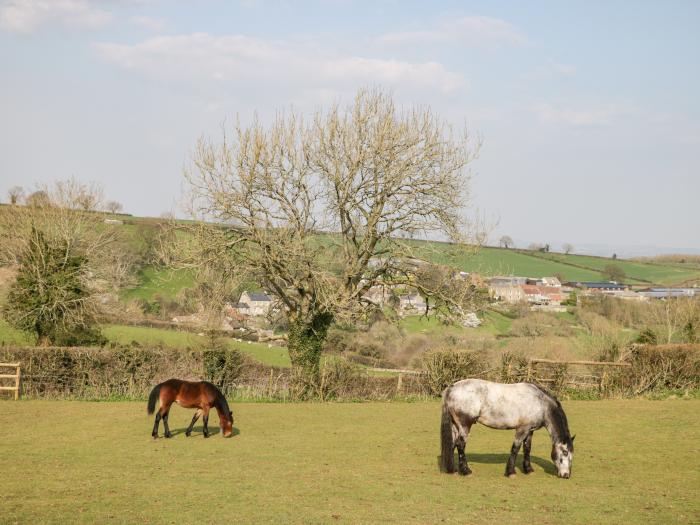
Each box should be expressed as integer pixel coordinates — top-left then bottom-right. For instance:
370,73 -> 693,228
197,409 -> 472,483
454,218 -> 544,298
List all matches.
1,400 -> 698,524
529,251 -> 700,285
120,267 -> 195,302
102,324 -> 291,367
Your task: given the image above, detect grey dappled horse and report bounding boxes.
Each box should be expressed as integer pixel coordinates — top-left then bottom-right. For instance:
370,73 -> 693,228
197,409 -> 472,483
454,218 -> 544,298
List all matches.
441,379 -> 575,478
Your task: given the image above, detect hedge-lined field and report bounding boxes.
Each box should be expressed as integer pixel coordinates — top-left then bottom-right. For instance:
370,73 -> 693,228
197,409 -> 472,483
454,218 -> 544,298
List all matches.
1,400 -> 698,524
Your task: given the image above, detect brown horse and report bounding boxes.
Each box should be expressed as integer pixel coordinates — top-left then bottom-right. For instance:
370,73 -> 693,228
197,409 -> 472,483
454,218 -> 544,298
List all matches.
147,379 -> 234,438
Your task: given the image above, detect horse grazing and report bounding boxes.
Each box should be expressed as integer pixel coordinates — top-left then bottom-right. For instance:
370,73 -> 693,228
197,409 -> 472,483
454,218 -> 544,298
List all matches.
147,379 -> 234,439
441,379 -> 575,478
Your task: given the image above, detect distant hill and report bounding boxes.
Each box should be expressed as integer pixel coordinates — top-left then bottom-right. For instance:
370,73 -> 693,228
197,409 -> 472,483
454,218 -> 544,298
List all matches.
117,215 -> 700,301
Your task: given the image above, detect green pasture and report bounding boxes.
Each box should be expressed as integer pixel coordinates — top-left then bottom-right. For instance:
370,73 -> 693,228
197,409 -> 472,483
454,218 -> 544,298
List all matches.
120,266 -> 195,302
530,252 -> 700,285
0,318 -> 35,346
1,400 -> 698,524
102,324 -> 291,367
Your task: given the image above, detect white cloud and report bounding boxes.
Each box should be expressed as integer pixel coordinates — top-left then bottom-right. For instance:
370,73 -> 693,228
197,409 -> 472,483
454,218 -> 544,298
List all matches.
531,103 -> 629,126
0,0 -> 111,33
94,32 -> 464,99
130,14 -> 165,32
375,16 -> 526,47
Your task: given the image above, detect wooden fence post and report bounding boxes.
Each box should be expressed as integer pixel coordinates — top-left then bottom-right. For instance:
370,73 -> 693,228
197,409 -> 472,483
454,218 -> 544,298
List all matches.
0,363 -> 21,400
396,373 -> 403,395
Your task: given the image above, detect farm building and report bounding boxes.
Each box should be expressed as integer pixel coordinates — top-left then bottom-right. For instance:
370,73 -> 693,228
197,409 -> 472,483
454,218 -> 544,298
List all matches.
637,287 -> 700,299
568,281 -> 628,292
236,291 -> 274,316
489,284 -> 526,304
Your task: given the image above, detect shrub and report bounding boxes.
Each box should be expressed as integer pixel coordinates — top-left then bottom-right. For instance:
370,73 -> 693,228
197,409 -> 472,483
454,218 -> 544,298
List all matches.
510,312 -> 574,338
417,348 -> 487,396
627,344 -> 700,394
202,338 -> 245,395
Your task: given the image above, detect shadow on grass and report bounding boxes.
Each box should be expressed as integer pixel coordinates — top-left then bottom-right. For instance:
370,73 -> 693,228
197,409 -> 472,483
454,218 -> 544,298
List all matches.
437,453 -> 557,476
166,426 -> 241,438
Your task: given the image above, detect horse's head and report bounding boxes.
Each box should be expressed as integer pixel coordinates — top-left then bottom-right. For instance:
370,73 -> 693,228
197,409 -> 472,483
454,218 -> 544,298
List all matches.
551,435 -> 575,478
221,409 -> 234,438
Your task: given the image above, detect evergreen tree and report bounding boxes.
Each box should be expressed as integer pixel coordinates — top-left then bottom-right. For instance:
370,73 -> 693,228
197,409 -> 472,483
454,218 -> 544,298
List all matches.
3,227 -> 104,346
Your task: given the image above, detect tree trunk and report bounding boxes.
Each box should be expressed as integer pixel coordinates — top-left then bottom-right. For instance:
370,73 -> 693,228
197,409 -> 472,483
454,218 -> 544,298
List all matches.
287,312 -> 333,399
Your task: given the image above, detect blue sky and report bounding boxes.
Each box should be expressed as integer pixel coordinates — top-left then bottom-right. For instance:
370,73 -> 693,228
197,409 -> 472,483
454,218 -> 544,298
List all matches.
1,0 -> 698,255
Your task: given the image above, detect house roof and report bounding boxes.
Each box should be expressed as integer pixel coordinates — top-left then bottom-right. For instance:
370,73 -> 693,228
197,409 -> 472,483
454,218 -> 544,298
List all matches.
570,281 -> 627,290
243,292 -> 271,302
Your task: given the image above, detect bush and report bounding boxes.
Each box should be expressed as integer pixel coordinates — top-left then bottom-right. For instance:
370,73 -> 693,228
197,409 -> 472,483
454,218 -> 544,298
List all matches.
510,313 -> 573,338
0,344 -> 246,399
417,348 -> 487,396
203,338 -> 245,396
627,344 -> 700,394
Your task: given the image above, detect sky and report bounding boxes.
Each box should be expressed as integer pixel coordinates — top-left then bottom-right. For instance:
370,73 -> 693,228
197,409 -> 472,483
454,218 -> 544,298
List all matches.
1,0 -> 698,256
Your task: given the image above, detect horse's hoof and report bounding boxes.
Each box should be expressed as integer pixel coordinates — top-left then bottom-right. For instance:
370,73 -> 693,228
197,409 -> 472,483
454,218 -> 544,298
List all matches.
152,435 -> 158,440
203,434 -> 209,439
507,473 -> 517,479
458,467 -> 472,476
185,432 -> 191,438
523,467 -> 534,475
164,433 -> 172,439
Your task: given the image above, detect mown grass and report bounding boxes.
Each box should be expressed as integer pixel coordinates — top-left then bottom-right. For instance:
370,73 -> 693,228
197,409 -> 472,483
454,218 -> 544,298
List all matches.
1,400 -> 698,524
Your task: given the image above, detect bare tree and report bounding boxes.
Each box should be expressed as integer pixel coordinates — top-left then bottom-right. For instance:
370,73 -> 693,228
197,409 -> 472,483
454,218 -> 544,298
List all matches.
646,296 -> 700,344
105,200 -> 123,214
73,180 -> 104,211
562,243 -> 574,254
7,186 -> 24,205
499,235 -> 514,249
178,88 -> 483,394
25,190 -> 50,208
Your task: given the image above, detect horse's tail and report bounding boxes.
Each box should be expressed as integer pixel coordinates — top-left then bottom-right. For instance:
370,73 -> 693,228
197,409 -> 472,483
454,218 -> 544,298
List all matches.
147,384 -> 162,415
441,387 -> 455,473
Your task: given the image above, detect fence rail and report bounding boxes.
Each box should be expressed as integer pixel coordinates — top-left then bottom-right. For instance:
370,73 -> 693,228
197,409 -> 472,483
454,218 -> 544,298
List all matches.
0,362 -> 21,400
526,358 -> 631,391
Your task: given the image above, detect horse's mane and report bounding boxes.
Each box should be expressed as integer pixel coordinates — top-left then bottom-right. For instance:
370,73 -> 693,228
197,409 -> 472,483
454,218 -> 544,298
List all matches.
205,381 -> 232,419
529,382 -> 571,442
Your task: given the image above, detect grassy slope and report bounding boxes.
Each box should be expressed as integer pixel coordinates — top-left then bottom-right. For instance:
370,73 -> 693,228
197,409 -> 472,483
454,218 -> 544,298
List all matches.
0,318 -> 36,345
2,400 -> 698,524
529,251 -> 700,285
102,324 -> 291,367
120,267 -> 195,302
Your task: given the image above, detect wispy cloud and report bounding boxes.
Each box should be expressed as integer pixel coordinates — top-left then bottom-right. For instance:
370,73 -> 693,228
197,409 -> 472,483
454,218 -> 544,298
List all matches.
94,32 -> 465,100
374,16 -> 526,47
130,14 -> 165,32
0,0 -> 111,33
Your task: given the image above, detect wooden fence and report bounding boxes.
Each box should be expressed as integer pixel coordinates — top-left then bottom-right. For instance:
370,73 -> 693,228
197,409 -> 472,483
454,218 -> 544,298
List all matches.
526,358 -> 631,391
0,362 -> 21,400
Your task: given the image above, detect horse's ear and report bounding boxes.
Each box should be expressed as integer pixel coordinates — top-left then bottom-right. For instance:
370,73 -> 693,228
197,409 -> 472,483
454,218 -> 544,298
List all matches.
571,435 -> 576,442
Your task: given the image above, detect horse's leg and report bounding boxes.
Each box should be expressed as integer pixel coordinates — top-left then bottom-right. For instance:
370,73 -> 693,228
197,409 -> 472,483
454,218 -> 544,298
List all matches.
506,428 -> 529,478
202,406 -> 210,438
151,412 -> 161,439
162,404 -> 172,439
185,409 -> 202,437
522,430 -> 535,474
454,415 -> 473,476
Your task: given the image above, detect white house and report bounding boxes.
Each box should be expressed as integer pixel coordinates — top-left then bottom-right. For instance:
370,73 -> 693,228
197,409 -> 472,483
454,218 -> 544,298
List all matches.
237,291 -> 273,316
